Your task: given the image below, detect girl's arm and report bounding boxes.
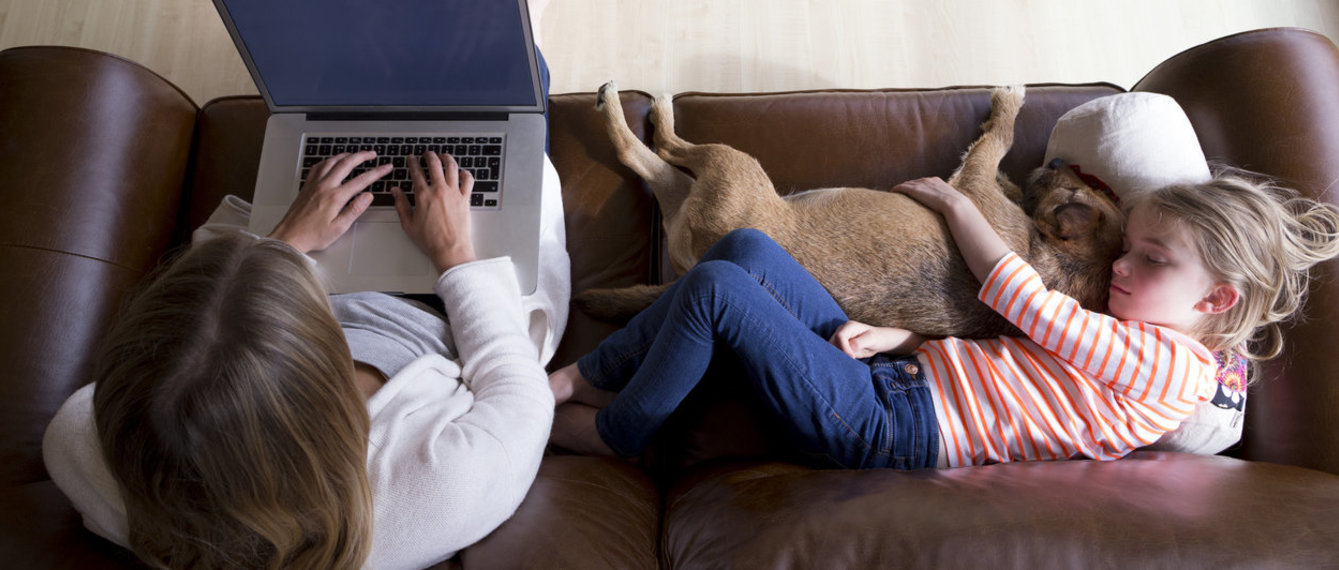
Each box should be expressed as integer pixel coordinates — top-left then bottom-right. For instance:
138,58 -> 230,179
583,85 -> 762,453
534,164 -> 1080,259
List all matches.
892,177 -> 1011,283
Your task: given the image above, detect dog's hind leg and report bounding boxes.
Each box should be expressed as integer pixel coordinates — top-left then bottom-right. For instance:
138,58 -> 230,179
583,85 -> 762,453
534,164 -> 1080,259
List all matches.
948,86 -> 1024,192
649,96 -> 786,218
597,82 -> 694,221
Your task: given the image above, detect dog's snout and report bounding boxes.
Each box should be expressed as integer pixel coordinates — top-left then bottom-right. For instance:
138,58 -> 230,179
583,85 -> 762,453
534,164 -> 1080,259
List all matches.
1048,158 -> 1067,170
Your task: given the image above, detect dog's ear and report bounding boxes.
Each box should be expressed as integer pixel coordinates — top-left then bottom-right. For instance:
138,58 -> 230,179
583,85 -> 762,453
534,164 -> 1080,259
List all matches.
1052,203 -> 1099,241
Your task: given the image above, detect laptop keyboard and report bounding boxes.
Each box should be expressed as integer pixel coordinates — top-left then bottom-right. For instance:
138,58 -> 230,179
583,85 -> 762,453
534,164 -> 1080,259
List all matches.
300,134 -> 505,209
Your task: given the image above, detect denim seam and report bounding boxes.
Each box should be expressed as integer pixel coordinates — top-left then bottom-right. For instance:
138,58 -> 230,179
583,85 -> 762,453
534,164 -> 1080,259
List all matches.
581,337 -> 656,391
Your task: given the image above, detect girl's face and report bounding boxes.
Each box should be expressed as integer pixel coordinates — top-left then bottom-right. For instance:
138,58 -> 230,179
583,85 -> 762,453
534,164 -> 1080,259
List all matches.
1109,202 -> 1227,332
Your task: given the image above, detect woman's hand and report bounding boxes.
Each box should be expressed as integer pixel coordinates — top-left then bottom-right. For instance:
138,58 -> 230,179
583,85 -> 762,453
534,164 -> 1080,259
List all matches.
391,151 -> 478,272
268,151 -> 391,253
829,320 -> 924,359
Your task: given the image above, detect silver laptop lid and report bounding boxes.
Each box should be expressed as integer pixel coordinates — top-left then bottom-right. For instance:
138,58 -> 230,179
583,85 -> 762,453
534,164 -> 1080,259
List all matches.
212,0 -> 544,116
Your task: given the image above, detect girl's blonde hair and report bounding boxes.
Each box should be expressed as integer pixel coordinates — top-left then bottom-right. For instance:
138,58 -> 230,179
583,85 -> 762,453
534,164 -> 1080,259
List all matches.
92,233 -> 373,570
1130,168 -> 1339,364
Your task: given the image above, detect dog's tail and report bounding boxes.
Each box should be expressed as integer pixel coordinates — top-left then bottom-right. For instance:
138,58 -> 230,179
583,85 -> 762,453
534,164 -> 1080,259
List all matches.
572,283 -> 671,322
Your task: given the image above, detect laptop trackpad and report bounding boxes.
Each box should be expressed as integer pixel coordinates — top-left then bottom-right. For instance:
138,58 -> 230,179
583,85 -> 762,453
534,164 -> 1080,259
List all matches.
349,222 -> 433,276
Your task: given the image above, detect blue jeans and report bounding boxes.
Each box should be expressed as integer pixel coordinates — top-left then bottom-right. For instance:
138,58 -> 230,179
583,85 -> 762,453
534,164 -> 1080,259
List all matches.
578,229 -> 939,469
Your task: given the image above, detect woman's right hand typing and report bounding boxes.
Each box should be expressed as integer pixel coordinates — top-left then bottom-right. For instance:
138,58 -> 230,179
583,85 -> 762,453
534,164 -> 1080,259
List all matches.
391,151 -> 478,273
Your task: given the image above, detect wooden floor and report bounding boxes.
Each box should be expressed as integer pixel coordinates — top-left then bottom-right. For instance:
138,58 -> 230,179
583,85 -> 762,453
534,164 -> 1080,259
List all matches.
1,0 -> 1337,105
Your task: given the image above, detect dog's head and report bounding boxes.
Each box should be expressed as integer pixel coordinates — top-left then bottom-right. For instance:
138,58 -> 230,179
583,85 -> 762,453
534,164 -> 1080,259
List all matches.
1023,158 -> 1125,269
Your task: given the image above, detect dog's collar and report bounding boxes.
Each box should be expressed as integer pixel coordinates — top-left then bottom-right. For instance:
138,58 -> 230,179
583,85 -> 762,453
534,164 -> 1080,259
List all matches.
1067,164 -> 1120,204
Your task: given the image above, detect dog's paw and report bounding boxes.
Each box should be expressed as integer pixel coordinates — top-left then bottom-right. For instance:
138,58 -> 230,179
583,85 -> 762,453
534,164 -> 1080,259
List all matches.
991,84 -> 1026,105
988,85 -> 1026,120
596,81 -> 619,110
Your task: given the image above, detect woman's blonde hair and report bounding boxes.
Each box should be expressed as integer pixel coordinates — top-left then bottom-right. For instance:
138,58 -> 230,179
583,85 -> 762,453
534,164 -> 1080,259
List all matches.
92,233 -> 373,569
1129,168 -> 1339,364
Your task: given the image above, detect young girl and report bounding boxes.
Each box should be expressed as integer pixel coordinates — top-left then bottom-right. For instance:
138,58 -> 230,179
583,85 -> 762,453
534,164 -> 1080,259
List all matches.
550,172 -> 1339,469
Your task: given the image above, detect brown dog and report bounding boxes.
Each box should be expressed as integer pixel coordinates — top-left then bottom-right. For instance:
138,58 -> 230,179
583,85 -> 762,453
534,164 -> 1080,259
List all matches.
579,84 -> 1124,339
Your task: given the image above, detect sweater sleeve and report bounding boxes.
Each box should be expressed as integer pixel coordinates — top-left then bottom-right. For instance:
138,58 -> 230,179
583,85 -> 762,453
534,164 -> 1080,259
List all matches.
361,258 -> 554,569
41,384 -> 131,548
978,252 -> 1213,431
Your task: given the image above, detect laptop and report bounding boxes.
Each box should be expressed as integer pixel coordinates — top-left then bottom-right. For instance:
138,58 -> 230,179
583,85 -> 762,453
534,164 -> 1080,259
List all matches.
213,0 -> 545,294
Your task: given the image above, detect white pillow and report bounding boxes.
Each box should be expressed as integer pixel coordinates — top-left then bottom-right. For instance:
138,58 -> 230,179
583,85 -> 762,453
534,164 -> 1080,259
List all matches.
1044,92 -> 1211,198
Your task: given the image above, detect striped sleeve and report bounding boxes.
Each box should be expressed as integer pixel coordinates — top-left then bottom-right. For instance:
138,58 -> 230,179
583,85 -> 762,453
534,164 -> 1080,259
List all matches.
977,253 -> 1211,431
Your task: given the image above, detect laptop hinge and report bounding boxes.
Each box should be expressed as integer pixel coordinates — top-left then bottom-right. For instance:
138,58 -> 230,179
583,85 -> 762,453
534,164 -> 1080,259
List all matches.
307,111 -> 509,122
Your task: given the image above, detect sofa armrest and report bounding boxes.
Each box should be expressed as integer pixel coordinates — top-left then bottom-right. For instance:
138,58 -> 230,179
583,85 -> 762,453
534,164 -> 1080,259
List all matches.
1135,28 -> 1339,476
183,96 -> 271,237
0,46 -> 198,487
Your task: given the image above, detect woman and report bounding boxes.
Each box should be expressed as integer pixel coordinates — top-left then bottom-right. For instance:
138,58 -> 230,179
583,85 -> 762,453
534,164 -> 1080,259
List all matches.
43,145 -> 566,569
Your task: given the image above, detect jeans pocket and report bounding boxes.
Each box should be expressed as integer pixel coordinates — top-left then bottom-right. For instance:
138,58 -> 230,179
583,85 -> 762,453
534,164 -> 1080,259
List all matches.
881,386 -> 917,469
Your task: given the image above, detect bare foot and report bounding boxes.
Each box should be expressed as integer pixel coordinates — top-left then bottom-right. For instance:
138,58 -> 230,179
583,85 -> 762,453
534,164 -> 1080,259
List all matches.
550,403 -> 615,456
549,362 -> 617,407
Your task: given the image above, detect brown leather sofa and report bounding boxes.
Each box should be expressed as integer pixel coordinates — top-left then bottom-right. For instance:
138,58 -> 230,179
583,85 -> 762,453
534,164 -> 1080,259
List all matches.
4,27 -> 1339,568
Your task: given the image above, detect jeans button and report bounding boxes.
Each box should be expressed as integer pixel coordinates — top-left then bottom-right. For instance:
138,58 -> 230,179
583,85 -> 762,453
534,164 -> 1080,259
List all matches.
904,363 -> 919,375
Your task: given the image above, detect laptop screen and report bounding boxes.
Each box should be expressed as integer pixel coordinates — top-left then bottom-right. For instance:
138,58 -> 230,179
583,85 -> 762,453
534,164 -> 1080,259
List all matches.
214,0 -> 542,113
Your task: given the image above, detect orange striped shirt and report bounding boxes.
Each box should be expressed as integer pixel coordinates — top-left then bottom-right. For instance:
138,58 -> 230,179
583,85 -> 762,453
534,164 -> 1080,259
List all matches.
916,253 -> 1216,467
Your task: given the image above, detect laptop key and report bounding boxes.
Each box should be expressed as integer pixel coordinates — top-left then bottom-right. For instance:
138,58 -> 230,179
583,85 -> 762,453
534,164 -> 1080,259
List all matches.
474,181 -> 499,193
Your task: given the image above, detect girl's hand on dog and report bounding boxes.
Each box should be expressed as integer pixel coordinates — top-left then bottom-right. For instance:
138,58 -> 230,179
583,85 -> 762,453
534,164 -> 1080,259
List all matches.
895,176 -> 1013,284
830,320 -> 924,358
892,177 -> 969,214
